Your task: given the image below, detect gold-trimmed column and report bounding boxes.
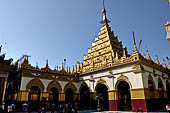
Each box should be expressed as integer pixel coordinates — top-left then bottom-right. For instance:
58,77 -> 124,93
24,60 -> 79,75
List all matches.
130,88 -> 148,112
20,91 -> 29,101
108,90 -> 118,111
59,93 -> 65,102
42,92 -> 49,101
2,78 -> 7,102
74,93 -> 79,101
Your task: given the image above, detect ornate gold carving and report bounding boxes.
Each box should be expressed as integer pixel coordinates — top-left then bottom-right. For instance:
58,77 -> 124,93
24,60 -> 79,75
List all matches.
97,78 -> 106,84
117,74 -> 129,81
64,82 -> 77,93
155,55 -> 160,65
109,69 -> 113,75
26,78 -> 44,91
56,76 -> 70,81
132,64 -> 144,71
163,59 -> 167,68
146,50 -> 152,61
47,80 -> 62,93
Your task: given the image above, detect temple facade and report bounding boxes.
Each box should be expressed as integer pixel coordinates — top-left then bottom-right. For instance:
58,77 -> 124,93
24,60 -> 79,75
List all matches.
3,3 -> 170,112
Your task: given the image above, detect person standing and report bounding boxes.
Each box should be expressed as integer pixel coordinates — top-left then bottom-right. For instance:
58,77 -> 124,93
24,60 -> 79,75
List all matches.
166,101 -> 170,113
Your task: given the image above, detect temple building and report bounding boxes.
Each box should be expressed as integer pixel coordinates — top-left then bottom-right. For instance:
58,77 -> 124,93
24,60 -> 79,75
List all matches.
0,48 -> 16,104
3,2 -> 170,112
165,21 -> 170,42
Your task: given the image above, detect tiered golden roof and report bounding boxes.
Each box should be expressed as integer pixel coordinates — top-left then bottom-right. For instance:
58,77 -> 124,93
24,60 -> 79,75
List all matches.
76,7 -> 128,73
75,5 -> 170,74
20,57 -> 76,76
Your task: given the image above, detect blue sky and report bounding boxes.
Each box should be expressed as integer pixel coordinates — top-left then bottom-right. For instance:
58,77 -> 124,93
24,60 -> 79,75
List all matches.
0,0 -> 170,69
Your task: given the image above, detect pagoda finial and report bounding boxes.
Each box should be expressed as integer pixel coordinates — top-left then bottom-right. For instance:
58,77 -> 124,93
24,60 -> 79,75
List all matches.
61,62 -> 64,71
66,66 -> 68,73
115,52 -> 119,59
123,48 -> 126,58
163,59 -> 167,68
132,32 -> 138,53
36,62 -> 39,69
155,55 -> 160,65
102,0 -> 105,12
46,59 -> 49,68
102,0 -> 108,25
72,66 -> 74,73
69,67 -> 71,73
57,65 -> 58,71
146,49 -> 151,60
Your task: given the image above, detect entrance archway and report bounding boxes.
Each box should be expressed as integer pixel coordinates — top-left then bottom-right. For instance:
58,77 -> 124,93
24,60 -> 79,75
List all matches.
158,78 -> 164,98
28,86 -> 41,101
117,81 -> 132,111
148,76 -> 155,111
49,87 -> 59,103
28,86 -> 41,111
96,84 -> 109,111
166,81 -> 170,99
80,84 -> 90,110
65,88 -> 74,104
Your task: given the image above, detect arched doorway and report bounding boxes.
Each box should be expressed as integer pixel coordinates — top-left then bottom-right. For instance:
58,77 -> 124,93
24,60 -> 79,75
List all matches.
158,78 -> 165,109
28,86 -> 41,111
166,81 -> 170,99
117,81 -> 132,111
49,87 -> 59,103
80,84 -> 90,110
96,84 -> 109,111
65,88 -> 74,104
158,78 -> 164,98
148,76 -> 155,111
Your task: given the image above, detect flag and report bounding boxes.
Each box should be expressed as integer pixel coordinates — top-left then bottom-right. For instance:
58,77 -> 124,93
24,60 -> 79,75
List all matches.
139,40 -> 142,51
0,45 -> 2,54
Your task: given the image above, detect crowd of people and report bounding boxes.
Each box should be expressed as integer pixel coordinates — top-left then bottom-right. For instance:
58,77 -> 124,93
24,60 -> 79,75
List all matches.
0,102 -> 78,113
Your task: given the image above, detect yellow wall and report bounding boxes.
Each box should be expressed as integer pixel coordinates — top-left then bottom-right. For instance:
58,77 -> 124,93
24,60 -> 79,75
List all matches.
42,92 -> 49,101
108,91 -> 118,100
74,93 -> 79,100
130,88 -> 146,99
154,90 -> 160,99
21,91 -> 28,101
59,93 -> 65,101
164,91 -> 168,98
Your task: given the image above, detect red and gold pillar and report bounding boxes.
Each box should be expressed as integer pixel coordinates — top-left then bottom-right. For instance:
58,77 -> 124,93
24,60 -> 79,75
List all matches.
108,90 -> 118,111
130,88 -> 148,112
59,93 -> 65,102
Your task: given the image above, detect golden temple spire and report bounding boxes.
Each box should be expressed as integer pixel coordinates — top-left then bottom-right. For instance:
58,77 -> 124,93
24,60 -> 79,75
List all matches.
69,67 -> 71,73
123,48 -> 127,58
163,59 -> 167,68
115,52 -> 119,59
61,62 -> 64,71
72,66 -> 74,73
155,55 -> 160,65
146,50 -> 151,61
102,0 -> 109,25
36,62 -> 39,69
57,65 -> 59,71
132,32 -> 138,53
46,59 -> 49,68
23,56 -> 29,65
66,66 -> 68,73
